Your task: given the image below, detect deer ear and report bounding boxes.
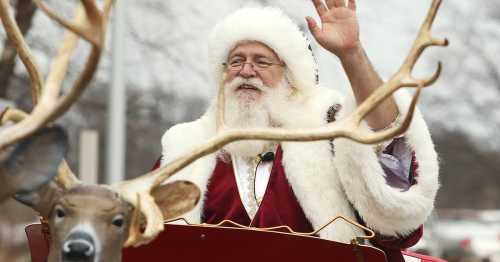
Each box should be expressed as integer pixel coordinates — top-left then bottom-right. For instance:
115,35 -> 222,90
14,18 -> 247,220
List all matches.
15,181 -> 63,217
2,126 -> 68,211
151,180 -> 201,221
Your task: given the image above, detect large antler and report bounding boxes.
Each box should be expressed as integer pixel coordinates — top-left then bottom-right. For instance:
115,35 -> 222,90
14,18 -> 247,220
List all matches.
113,0 -> 449,247
0,0 -> 113,150
0,0 -> 114,187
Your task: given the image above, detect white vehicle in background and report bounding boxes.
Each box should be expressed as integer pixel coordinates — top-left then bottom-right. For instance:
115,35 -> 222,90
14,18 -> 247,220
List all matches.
416,209 -> 500,261
467,210 -> 500,261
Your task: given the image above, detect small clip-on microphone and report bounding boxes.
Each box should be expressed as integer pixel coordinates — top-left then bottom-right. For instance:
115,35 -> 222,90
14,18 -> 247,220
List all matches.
258,152 -> 275,162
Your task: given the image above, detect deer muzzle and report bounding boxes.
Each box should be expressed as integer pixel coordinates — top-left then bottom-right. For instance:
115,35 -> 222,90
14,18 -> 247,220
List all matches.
62,231 -> 95,262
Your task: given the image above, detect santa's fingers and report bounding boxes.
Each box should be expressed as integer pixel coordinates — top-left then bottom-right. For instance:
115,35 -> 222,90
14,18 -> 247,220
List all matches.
311,0 -> 328,18
348,0 -> 356,11
327,0 -> 346,8
305,16 -> 322,40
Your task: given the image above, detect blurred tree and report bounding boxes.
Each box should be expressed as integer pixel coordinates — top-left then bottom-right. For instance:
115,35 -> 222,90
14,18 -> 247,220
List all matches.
0,0 -> 37,97
430,0 -> 500,209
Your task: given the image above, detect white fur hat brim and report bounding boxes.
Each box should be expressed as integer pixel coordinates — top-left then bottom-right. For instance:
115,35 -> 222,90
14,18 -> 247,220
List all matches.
208,7 -> 318,91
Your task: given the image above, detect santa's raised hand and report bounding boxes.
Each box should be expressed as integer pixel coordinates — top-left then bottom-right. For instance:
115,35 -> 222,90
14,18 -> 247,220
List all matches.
306,0 -> 360,59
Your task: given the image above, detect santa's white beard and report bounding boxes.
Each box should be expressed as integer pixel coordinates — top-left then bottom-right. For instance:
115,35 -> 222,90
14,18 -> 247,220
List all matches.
221,77 -> 295,158
222,77 -> 272,157
262,78 -> 298,127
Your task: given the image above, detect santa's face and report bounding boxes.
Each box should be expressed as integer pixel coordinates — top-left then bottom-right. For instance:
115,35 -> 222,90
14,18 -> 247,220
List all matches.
224,41 -> 285,103
221,41 -> 297,157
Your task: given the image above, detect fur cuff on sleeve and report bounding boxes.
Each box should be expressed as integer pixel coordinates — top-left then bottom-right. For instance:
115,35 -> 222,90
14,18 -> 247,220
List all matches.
333,90 -> 440,236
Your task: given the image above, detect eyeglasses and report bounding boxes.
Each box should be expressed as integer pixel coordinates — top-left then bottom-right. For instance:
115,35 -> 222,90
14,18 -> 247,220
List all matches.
222,60 -> 285,72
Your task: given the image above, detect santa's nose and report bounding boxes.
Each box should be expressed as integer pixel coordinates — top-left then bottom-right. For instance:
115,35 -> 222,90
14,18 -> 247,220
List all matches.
239,63 -> 257,78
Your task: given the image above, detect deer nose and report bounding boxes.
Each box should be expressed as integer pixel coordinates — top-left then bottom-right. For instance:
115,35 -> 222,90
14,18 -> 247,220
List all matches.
62,232 -> 95,261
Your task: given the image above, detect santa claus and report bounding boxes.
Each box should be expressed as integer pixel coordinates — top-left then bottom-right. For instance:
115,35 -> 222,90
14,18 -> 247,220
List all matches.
156,1 -> 439,261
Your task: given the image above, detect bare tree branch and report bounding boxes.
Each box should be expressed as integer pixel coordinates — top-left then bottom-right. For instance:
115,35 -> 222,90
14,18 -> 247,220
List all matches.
0,0 -> 37,98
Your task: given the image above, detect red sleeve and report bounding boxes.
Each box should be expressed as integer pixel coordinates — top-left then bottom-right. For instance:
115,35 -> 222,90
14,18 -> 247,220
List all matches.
353,209 -> 423,251
372,225 -> 423,250
151,156 -> 162,171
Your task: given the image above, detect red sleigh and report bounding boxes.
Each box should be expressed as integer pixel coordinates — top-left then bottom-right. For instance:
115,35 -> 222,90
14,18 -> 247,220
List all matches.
25,217 -> 445,262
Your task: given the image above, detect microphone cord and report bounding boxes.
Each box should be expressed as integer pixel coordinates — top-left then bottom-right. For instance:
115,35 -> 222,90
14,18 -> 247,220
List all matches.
253,157 -> 264,205
253,152 -> 275,205
249,152 -> 274,227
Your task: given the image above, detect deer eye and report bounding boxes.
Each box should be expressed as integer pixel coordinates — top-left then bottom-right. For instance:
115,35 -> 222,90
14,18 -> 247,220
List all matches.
112,215 -> 124,228
54,206 -> 65,221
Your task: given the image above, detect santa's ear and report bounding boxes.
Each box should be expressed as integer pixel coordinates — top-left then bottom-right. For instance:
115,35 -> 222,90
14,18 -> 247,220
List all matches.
151,180 -> 201,221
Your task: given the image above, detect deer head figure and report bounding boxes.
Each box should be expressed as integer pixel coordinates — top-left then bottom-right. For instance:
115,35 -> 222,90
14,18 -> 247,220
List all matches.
0,0 -> 448,261
15,178 -> 198,262
2,127 -> 197,262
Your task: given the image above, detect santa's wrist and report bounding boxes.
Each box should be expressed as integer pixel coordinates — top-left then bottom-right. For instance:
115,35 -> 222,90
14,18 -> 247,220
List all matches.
335,42 -> 364,62
371,113 -> 403,132
372,114 -> 405,154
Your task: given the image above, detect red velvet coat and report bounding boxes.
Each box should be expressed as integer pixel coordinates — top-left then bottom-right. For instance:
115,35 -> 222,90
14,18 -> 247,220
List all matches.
153,146 -> 422,262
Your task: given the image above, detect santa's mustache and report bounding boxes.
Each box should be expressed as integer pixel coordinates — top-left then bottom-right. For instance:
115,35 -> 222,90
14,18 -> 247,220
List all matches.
225,77 -> 267,92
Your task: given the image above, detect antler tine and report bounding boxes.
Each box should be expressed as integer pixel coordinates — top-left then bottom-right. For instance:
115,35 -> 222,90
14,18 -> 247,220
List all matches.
41,18 -> 80,99
123,192 -> 164,247
102,0 -> 115,27
36,0 -> 107,111
353,0 -> 447,125
216,75 -> 226,132
399,0 -> 448,76
0,108 -> 28,124
350,60 -> 439,127
55,161 -> 82,189
347,86 -> 422,144
0,0 -> 43,103
33,0 -> 104,47
80,0 -> 102,22
125,193 -> 143,247
420,61 -> 442,87
423,0 -> 443,31
50,48 -> 101,121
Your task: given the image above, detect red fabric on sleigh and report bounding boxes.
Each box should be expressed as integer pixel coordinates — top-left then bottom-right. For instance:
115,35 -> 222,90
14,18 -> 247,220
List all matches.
25,222 -> 447,262
26,222 -> 388,261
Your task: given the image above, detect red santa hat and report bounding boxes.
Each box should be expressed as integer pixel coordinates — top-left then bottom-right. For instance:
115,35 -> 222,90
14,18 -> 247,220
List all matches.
208,7 -> 319,91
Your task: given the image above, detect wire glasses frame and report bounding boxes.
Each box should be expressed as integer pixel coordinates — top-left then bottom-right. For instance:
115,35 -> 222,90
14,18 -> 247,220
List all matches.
222,60 -> 285,72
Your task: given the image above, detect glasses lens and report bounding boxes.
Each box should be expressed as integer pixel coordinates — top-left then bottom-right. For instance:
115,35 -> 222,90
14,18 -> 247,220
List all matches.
224,61 -> 280,71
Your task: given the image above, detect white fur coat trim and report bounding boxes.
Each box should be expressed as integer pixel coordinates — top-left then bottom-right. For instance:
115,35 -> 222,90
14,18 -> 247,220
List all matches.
333,90 -> 440,236
160,88 -> 439,242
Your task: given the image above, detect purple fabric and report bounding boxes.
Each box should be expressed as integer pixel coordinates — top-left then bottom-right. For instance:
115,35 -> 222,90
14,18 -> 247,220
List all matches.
379,137 -> 415,191
369,137 -> 421,261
